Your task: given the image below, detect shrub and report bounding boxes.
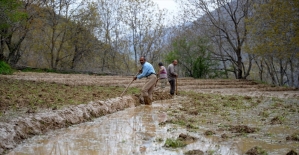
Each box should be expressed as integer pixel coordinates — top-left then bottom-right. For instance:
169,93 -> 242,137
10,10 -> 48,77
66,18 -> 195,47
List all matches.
164,138 -> 186,148
0,61 -> 13,75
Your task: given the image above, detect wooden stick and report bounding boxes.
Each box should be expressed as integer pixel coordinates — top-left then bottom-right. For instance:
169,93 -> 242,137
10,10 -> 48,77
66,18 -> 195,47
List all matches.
120,72 -> 139,97
175,77 -> 178,95
155,74 -> 159,87
120,80 -> 134,97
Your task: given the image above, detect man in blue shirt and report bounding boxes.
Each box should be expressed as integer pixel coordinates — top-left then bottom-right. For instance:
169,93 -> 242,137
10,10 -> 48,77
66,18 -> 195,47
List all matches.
133,56 -> 157,105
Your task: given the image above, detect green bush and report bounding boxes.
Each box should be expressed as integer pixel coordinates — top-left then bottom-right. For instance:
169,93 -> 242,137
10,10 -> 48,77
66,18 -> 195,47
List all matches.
164,138 -> 186,148
0,61 -> 13,75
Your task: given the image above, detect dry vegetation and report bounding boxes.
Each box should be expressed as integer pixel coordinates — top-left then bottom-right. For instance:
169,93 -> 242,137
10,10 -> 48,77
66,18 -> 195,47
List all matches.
0,75 -> 140,122
1,72 -> 298,123
0,72 -> 174,122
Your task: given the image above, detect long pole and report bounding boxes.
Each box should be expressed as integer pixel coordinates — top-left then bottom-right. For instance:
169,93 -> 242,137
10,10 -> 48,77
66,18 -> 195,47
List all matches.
120,72 -> 139,97
156,65 -> 160,85
120,80 -> 134,97
175,77 -> 178,95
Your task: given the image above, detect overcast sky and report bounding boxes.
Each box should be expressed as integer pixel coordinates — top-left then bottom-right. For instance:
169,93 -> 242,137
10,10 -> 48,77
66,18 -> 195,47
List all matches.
152,0 -> 180,25
153,0 -> 179,14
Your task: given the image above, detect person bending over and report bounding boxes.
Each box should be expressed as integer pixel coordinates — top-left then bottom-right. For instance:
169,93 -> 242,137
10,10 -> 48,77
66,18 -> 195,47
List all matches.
133,57 -> 157,105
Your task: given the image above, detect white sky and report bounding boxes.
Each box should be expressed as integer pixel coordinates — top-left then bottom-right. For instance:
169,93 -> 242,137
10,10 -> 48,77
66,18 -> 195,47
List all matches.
153,0 -> 179,14
152,0 -> 180,25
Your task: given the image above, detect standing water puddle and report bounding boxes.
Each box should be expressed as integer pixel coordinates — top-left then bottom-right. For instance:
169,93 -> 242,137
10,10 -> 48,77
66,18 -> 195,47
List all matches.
7,97 -> 240,155
7,96 -> 299,155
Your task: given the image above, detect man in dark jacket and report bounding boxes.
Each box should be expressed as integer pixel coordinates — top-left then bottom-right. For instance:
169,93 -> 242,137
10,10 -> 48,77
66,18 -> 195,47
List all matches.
167,60 -> 178,95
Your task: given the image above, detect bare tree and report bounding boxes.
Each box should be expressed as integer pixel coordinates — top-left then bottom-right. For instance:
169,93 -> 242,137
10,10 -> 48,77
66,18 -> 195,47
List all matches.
121,0 -> 167,70
177,0 -> 252,79
39,0 -> 80,70
95,0 -> 120,72
69,1 -> 100,70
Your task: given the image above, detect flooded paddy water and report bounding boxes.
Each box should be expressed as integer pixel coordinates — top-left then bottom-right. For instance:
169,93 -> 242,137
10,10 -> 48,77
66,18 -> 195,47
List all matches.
1,72 -> 299,155
7,97 -> 239,155
7,96 -> 299,155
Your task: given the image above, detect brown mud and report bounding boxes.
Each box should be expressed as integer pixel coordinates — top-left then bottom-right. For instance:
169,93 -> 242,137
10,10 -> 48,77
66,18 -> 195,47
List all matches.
0,72 -> 173,154
0,92 -> 172,155
1,72 -> 299,155
0,95 -> 136,154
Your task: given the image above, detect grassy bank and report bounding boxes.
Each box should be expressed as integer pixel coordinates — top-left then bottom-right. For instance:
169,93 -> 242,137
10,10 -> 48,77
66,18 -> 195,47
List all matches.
0,77 -> 140,121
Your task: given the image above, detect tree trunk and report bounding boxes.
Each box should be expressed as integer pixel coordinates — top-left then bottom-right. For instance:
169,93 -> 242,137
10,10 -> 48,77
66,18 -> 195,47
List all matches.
236,50 -> 243,79
216,0 -> 228,79
243,53 -> 252,79
270,57 -> 279,86
50,27 -> 56,69
254,57 -> 264,81
289,58 -> 294,87
297,62 -> 299,88
265,58 -> 276,85
279,59 -> 284,86
0,35 -> 5,62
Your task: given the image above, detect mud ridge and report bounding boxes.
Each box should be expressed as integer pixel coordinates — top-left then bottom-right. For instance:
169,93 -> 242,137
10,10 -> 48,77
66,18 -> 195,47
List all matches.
0,95 -> 138,155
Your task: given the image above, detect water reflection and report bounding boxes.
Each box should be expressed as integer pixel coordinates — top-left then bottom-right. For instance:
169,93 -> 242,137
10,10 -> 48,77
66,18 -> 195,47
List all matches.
8,100 -> 239,155
8,105 -> 159,155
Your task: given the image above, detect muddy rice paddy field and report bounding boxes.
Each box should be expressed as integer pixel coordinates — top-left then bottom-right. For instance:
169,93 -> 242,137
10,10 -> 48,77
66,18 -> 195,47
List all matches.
1,72 -> 299,155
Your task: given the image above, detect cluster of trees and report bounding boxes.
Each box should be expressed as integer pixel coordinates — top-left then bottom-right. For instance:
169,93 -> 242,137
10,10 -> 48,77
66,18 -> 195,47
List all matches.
164,26 -> 222,78
0,0 -> 29,65
246,0 -> 299,86
0,0 -> 168,74
1,0 -> 298,87
175,0 -> 299,87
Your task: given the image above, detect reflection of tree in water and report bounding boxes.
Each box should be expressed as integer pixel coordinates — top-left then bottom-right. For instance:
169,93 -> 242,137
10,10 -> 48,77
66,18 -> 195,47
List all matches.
8,105 -> 159,155
128,105 -> 157,154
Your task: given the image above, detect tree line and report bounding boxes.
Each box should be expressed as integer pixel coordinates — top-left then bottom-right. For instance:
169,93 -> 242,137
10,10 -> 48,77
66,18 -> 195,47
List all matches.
0,0 -> 168,74
0,0 -> 298,87
174,0 -> 299,87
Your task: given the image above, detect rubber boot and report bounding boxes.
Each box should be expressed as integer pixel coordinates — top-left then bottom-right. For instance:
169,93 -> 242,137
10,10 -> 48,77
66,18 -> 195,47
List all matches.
148,97 -> 152,105
143,96 -> 152,105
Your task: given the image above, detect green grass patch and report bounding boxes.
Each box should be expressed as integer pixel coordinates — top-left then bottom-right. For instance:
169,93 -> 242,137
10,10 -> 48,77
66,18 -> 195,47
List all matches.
164,138 -> 186,148
0,61 -> 13,75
